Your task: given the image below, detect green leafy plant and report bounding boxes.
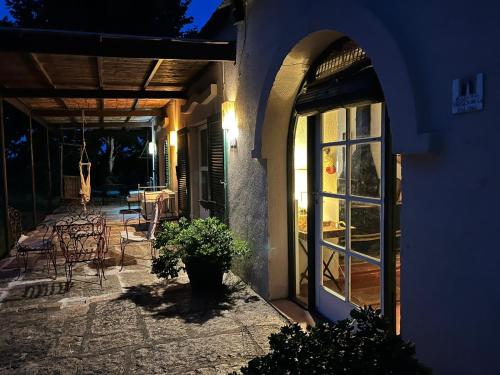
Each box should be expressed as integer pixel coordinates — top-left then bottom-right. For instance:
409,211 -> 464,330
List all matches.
235,307 -> 429,375
151,217 -> 249,280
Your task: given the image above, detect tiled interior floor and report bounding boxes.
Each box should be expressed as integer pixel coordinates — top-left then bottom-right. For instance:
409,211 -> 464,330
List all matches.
0,204 -> 289,374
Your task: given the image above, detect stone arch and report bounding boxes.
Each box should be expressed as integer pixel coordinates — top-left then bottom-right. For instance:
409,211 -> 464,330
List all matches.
258,0 -> 438,300
253,1 -> 438,161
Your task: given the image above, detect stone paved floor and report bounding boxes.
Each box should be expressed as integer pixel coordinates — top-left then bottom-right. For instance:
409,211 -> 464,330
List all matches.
0,205 -> 288,374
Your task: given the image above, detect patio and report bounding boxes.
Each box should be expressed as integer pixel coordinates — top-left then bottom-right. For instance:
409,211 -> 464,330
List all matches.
0,205 -> 288,374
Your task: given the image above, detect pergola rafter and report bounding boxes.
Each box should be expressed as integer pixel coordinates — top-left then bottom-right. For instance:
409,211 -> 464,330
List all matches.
0,88 -> 186,99
31,109 -> 164,117
0,27 -> 236,126
58,121 -> 152,130
126,58 -> 164,122
0,27 -> 236,61
0,26 -> 237,244
96,57 -> 104,123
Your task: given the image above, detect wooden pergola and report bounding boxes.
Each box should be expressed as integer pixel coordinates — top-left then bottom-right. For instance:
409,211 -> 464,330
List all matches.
0,27 -> 236,237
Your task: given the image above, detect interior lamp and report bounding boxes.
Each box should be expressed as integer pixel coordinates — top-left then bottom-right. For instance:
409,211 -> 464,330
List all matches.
222,101 -> 238,147
169,131 -> 177,148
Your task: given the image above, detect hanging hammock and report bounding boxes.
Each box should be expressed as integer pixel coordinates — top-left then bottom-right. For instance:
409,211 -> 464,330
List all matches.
79,110 -> 91,208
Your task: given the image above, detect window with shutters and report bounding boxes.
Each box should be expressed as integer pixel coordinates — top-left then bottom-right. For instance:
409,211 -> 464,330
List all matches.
176,128 -> 190,218
207,114 -> 226,221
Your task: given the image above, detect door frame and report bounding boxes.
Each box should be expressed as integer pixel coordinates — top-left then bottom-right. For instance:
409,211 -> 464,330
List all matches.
287,108 -> 399,331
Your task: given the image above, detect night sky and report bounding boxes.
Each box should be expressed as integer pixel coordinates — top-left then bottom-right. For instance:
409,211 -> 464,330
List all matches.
0,0 -> 222,31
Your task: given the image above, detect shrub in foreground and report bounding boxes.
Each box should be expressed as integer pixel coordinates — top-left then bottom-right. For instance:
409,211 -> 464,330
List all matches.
236,307 -> 429,375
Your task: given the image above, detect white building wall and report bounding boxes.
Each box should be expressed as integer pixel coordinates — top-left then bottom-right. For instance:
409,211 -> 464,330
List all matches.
226,0 -> 500,373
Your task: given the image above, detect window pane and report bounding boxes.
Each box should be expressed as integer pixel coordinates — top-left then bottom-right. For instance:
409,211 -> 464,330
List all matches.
350,142 -> 381,198
349,103 -> 382,140
322,197 -> 346,248
322,146 -> 346,195
322,108 -> 347,143
322,246 -> 345,297
350,256 -> 381,308
350,201 -> 381,259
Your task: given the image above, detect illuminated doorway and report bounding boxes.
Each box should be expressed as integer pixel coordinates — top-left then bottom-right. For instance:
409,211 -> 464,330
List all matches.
288,38 -> 401,332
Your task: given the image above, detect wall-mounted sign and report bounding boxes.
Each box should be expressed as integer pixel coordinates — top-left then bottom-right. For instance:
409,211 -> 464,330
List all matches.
452,73 -> 484,114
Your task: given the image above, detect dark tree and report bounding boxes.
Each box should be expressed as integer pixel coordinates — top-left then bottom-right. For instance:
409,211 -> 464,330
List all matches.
4,0 -> 196,37
0,17 -> 13,26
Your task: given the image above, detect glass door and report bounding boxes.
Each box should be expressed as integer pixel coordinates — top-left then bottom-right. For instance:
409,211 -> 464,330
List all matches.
292,115 -> 309,306
315,103 -> 386,319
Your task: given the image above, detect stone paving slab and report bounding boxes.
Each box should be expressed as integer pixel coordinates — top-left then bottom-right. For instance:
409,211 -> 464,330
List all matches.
0,205 -> 289,374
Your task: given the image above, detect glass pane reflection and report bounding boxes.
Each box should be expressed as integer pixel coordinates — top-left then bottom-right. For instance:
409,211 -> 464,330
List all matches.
322,246 -> 345,297
350,201 -> 381,259
349,103 -> 382,140
322,108 -> 346,143
322,197 -> 346,248
350,142 -> 381,198
350,256 -> 381,308
322,146 -> 346,195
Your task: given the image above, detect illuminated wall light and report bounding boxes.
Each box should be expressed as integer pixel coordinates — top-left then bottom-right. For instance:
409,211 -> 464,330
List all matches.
222,101 -> 238,148
148,141 -> 156,155
169,131 -> 177,148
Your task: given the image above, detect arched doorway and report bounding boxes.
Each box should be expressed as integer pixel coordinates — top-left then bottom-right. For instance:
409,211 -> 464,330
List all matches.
287,38 -> 402,332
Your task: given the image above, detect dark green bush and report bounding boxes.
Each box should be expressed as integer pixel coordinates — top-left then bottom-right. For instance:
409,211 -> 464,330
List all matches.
151,217 -> 249,279
236,307 -> 429,375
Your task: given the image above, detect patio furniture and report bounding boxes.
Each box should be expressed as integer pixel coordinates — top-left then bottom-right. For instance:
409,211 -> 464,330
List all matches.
120,193 -> 164,271
126,189 -> 142,210
54,213 -> 108,289
137,185 -> 177,221
8,207 -> 57,279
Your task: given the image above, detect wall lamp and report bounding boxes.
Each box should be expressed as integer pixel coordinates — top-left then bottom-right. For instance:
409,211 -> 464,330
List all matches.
222,101 -> 238,148
148,141 -> 156,155
169,130 -> 177,148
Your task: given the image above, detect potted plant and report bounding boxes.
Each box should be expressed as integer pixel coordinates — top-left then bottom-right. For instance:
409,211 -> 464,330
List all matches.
151,217 -> 249,291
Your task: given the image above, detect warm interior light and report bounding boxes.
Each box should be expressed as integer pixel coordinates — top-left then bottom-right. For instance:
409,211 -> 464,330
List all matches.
295,169 -> 308,209
169,131 -> 177,148
148,141 -> 156,155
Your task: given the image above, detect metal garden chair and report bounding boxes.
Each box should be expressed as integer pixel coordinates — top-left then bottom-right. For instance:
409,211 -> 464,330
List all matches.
54,214 -> 108,289
119,193 -> 164,271
8,207 -> 57,279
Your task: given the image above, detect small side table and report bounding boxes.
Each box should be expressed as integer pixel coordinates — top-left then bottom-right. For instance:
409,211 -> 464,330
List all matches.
119,209 -> 140,223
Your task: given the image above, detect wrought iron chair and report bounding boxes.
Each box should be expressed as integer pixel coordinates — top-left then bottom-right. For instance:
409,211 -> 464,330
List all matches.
120,193 -> 164,271
54,214 -> 108,289
8,207 -> 57,279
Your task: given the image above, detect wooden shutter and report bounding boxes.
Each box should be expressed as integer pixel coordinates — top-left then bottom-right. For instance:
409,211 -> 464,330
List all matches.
176,128 -> 190,218
207,114 -> 226,221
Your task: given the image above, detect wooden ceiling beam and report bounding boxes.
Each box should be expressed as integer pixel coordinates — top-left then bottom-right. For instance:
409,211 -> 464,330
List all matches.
0,88 -> 186,99
57,121 -> 152,129
127,58 -> 164,122
33,109 -> 163,117
0,27 -> 237,61
96,57 -> 104,123
27,53 -> 80,125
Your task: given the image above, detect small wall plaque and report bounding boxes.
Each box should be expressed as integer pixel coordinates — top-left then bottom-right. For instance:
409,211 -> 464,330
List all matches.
452,73 -> 484,114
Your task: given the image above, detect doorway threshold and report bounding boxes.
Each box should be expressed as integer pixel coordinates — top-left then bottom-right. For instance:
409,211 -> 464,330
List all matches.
270,299 -> 316,329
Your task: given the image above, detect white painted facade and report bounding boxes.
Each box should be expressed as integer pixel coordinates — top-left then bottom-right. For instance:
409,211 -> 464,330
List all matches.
217,1 -> 500,373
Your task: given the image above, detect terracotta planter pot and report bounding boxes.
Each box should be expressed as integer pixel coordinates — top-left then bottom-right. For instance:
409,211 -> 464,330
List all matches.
184,258 -> 224,292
